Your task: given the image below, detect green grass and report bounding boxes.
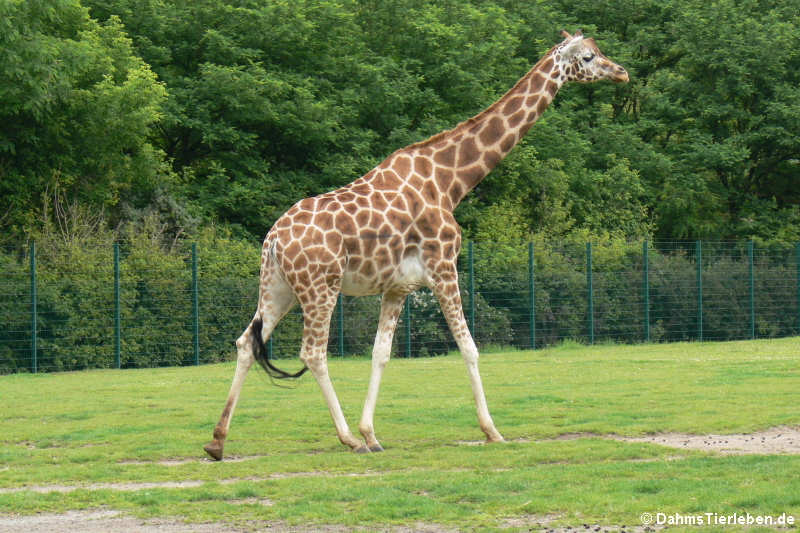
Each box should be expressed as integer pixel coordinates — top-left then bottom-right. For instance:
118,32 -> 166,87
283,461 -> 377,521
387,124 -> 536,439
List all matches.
1,337 -> 799,531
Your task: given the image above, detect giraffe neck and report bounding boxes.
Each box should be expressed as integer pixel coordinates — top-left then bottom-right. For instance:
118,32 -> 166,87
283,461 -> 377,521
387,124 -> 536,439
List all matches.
407,47 -> 564,210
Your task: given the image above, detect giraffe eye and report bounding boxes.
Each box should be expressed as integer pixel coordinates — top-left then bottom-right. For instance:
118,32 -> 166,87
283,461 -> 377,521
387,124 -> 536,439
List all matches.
583,55 -> 594,63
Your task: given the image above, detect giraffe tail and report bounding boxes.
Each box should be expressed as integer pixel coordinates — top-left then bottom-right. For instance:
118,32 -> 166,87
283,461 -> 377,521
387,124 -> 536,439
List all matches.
251,317 -> 308,380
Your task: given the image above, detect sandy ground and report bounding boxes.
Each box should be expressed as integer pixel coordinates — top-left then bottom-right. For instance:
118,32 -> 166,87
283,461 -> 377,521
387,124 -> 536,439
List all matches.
0,511 -> 661,533
0,511 -> 461,533
0,511 -> 253,533
2,427 -> 798,532
613,426 -> 800,454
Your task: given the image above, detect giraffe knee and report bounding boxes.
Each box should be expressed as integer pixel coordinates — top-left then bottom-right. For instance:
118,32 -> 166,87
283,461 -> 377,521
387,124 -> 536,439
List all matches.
235,330 -> 256,367
372,345 -> 391,368
461,345 -> 479,366
375,354 -> 390,369
235,333 -> 249,352
301,352 -> 327,373
236,348 -> 254,368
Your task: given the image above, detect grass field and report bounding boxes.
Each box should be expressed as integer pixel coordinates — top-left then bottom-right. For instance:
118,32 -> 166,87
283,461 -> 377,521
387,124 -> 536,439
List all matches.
1,338 -> 799,531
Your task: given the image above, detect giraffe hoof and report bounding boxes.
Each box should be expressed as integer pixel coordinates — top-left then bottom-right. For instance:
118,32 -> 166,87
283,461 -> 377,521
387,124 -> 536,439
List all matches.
353,445 -> 371,454
368,443 -> 384,452
203,441 -> 224,461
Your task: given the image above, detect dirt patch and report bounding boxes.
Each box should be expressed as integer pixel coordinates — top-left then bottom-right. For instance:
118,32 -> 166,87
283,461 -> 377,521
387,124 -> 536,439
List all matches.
536,526 -> 661,533
0,481 -> 207,494
499,513 -> 561,529
552,432 -> 598,441
119,454 -> 267,467
499,515 -> 661,533
228,497 -> 275,506
612,426 -> 800,455
0,510 -> 459,533
499,426 -> 800,455
0,510 -> 254,533
0,471 -> 386,495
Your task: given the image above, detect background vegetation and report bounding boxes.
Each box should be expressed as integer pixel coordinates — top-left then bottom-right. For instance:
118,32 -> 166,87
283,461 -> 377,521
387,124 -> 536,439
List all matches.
2,233 -> 797,373
2,0 -> 799,372
2,0 -> 799,249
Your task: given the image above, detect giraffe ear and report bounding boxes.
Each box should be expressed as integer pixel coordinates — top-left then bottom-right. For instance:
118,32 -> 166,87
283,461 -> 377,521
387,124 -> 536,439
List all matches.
560,30 -> 572,39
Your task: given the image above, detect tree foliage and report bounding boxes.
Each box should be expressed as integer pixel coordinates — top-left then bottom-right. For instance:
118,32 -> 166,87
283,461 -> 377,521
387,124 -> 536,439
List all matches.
1,0 -> 799,245
0,0 -> 169,237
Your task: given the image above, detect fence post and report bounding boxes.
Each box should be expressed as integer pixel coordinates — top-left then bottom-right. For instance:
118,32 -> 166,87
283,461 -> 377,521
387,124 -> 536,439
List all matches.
468,240 -> 475,336
191,243 -> 200,366
114,243 -> 121,369
586,242 -> 594,345
696,240 -> 703,341
748,241 -> 755,340
796,242 -> 800,335
30,241 -> 37,373
528,242 -> 535,350
404,295 -> 412,358
337,294 -> 344,356
643,240 -> 650,343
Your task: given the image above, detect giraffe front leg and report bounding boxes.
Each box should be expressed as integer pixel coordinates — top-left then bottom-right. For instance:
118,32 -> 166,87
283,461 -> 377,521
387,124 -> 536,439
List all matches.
358,291 -> 405,452
307,356 -> 368,452
299,292 -> 368,453
432,271 -> 504,443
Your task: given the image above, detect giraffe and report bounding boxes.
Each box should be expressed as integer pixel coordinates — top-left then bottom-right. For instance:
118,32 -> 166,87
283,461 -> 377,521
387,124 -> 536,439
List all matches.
204,30 -> 628,459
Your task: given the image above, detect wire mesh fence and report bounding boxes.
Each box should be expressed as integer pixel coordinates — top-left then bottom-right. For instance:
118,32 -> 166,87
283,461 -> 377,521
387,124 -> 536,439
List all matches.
1,240 -> 798,373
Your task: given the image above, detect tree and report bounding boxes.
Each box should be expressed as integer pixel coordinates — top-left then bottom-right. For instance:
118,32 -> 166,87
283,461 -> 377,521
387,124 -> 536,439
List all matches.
653,0 -> 800,239
6,0 -> 797,245
0,0 -> 169,241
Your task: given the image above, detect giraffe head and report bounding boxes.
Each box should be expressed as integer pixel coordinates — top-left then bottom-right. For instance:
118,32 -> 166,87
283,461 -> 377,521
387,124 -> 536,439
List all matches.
555,30 -> 629,84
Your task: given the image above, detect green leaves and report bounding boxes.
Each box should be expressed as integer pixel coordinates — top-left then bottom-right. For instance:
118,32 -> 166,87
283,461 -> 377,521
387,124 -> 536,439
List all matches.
635,0 -> 800,237
1,0 -> 798,245
0,1 -> 167,240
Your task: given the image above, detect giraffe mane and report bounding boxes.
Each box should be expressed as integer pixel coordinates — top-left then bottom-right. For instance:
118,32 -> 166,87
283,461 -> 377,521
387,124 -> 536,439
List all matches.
404,44 -> 560,151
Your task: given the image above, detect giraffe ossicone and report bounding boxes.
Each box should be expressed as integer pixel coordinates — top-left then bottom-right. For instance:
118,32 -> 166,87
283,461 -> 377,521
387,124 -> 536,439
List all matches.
204,30 -> 628,459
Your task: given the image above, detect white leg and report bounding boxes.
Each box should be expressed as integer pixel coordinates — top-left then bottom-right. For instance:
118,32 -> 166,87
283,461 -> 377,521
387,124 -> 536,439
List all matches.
432,273 -> 504,443
358,291 -> 406,451
204,270 -> 296,460
203,325 -> 256,460
456,330 -> 504,442
308,357 -> 366,451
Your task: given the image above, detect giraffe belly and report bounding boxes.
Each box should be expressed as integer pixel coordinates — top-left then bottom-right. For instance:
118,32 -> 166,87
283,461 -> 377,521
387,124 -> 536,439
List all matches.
340,271 -> 381,297
390,254 -> 427,292
340,255 -> 427,297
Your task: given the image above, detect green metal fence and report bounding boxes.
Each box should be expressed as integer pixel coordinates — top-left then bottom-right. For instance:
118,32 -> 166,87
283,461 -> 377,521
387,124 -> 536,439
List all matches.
1,240 -> 798,373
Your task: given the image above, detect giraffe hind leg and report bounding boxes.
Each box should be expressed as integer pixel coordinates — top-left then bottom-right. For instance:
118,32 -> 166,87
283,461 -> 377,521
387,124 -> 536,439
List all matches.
204,266 -> 298,460
203,320 -> 260,461
358,291 -> 406,452
431,267 -> 504,443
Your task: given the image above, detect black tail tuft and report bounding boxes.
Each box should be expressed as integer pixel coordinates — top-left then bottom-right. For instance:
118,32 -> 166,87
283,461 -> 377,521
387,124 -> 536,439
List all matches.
251,318 -> 308,380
